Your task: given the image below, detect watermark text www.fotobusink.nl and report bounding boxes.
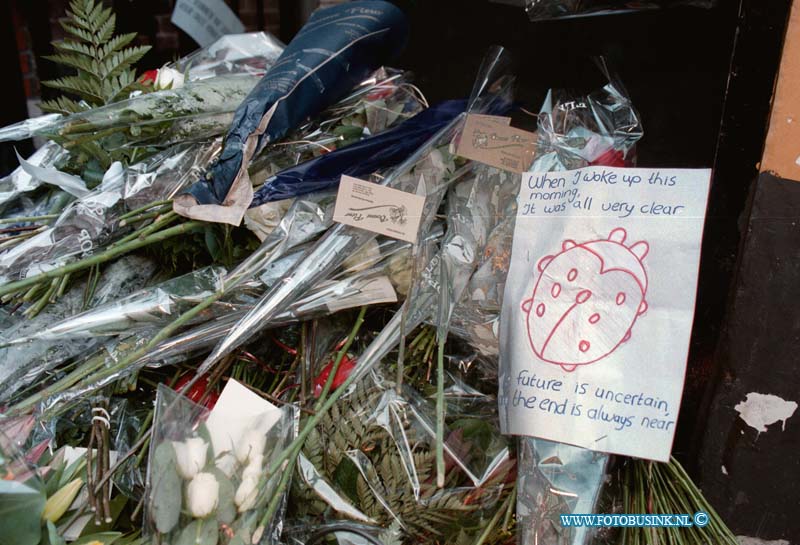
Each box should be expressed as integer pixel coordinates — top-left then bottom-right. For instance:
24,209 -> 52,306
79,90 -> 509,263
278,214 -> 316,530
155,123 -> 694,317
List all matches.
560,512 -> 710,528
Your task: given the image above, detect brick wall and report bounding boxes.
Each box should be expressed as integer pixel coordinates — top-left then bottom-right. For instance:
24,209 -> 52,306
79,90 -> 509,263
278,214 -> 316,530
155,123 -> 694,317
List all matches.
10,1 -> 41,99
13,0 -> 285,102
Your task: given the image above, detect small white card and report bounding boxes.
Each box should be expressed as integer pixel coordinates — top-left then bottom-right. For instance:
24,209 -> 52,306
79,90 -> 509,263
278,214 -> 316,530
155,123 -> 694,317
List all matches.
499,167 -> 712,462
171,0 -> 245,47
333,176 -> 426,243
205,380 -> 282,464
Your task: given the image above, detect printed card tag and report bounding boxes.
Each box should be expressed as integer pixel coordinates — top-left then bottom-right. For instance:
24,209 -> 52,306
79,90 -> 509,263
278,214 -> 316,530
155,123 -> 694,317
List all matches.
456,114 -> 537,173
334,175 -> 426,243
499,167 -> 712,462
172,0 -> 245,47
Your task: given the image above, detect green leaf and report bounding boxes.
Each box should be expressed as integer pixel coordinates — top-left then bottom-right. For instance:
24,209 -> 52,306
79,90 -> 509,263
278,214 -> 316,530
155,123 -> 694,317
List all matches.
45,520 -> 66,545
204,227 -> 222,263
150,441 -> 182,534
0,479 -> 46,545
175,519 -> 219,545
72,532 -> 122,545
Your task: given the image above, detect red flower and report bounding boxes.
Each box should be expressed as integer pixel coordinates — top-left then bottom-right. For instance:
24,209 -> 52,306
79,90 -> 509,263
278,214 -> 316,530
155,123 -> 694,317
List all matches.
590,148 -> 627,168
312,355 -> 357,398
140,69 -> 158,84
173,374 -> 219,410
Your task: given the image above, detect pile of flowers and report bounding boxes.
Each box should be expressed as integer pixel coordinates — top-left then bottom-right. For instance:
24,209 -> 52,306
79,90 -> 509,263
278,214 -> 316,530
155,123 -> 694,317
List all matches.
0,2 -> 737,545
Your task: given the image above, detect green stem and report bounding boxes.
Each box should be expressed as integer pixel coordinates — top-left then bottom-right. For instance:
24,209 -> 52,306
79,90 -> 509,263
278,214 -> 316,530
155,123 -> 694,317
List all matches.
314,307 -> 367,411
113,211 -> 178,247
0,221 -> 204,298
0,214 -> 59,225
118,200 -> 173,221
474,484 -> 514,545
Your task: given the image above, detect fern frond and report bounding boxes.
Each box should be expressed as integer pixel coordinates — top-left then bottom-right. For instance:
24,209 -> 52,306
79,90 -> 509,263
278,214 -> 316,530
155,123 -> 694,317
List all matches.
43,75 -> 104,103
60,22 -> 95,44
44,0 -> 150,108
96,10 -> 116,43
52,39 -> 96,57
44,53 -> 98,76
40,96 -> 87,115
99,33 -> 137,57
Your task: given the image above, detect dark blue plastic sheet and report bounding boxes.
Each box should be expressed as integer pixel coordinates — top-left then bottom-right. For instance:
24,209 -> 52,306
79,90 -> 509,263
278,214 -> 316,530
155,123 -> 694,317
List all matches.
176,1 -> 408,222
249,100 -> 468,207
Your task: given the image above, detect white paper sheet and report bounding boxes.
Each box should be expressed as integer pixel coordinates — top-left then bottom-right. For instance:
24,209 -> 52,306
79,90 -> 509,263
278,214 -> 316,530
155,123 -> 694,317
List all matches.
171,0 -> 245,48
204,379 -> 282,470
499,166 -> 712,462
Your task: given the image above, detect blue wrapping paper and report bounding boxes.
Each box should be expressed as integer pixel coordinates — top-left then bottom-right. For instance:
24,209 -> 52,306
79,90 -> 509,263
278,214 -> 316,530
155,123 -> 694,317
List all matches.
249,100 -> 467,207
174,1 -> 408,225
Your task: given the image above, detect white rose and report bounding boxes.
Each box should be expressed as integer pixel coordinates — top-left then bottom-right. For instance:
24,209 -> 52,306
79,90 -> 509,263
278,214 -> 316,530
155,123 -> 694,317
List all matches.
242,455 -> 264,482
234,476 -> 259,512
234,428 -> 267,465
172,438 -> 208,480
186,472 -> 219,518
154,67 -> 185,90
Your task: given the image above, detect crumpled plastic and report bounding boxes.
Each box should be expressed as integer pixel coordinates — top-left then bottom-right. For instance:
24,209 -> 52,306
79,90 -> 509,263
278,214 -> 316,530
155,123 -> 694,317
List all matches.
174,1 -> 409,226
250,100 -> 466,205
290,374 -> 514,543
194,45 -> 515,375
525,0 -> 716,21
169,31 -> 285,81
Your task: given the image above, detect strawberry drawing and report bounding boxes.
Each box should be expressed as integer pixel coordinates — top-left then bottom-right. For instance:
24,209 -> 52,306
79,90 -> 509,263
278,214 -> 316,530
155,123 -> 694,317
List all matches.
521,228 -> 649,372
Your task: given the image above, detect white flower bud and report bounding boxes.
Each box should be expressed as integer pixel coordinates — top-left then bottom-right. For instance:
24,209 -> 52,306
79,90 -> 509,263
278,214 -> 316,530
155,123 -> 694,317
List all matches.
172,437 -> 208,480
186,472 -> 219,518
242,455 -> 264,482
234,428 -> 267,465
234,476 -> 259,512
154,67 -> 185,90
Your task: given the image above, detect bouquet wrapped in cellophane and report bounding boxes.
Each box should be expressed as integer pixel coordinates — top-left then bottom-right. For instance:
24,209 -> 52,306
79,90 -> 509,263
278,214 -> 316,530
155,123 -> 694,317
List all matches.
0,1 -> 741,544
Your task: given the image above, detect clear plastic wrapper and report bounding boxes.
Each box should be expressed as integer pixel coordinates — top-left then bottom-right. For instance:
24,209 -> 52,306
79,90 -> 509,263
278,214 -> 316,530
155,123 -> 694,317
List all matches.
0,75 -> 259,159
123,139 -> 222,209
170,32 -> 286,81
0,141 -> 68,213
246,69 -> 425,191
452,58 -> 643,356
290,374 -> 514,543
249,99 -> 460,205
196,45 -> 515,374
0,140 -> 220,285
484,61 -> 644,545
175,1 -> 409,225
518,439 -> 609,545
0,254 -> 157,405
0,113 -> 61,143
145,383 -> 296,545
525,0 -> 716,21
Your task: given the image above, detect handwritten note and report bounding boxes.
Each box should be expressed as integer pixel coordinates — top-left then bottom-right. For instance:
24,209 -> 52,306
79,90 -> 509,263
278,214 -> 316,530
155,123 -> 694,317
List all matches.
333,175 -> 426,243
456,114 -> 537,173
499,167 -> 712,462
171,0 -> 245,47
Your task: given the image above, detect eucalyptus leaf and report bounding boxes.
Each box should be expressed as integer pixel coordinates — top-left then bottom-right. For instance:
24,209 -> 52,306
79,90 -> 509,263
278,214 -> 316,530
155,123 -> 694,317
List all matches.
0,479 -> 46,545
174,519 -> 218,545
207,468 -> 235,525
45,520 -> 66,545
150,441 -> 182,534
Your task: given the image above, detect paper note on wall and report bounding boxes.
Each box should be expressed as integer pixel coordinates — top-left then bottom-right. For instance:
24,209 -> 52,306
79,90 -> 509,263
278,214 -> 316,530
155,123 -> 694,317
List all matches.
172,0 -> 245,47
499,166 -> 712,462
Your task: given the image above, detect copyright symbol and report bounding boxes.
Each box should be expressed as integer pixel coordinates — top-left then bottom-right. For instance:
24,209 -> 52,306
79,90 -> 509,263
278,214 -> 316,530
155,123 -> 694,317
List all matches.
694,511 -> 709,527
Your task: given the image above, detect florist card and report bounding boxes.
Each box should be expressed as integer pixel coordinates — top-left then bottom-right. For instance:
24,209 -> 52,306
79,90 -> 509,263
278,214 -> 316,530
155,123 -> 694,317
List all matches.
499,166 -> 711,462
